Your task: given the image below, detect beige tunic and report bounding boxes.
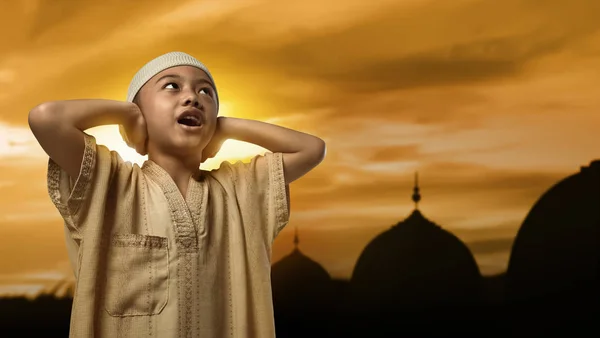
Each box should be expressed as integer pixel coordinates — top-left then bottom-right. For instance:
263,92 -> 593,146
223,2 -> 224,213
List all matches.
47,133 -> 290,338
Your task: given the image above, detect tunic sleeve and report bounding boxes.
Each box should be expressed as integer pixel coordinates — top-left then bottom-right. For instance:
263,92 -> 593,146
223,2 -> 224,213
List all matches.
211,152 -> 290,244
46,133 -> 131,241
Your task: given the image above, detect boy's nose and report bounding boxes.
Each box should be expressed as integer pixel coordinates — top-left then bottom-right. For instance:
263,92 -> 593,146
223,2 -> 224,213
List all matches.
183,93 -> 202,108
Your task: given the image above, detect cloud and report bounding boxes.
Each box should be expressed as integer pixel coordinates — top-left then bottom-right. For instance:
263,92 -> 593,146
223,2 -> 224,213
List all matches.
0,271 -> 66,282
0,262 -> 75,299
289,160 -> 567,230
0,123 -> 47,159
475,250 -> 512,276
467,237 -> 515,256
2,0 -> 598,127
0,162 -> 51,212
340,144 -> 423,164
0,0 -> 403,124
0,284 -> 46,300
18,0 -> 193,46
302,34 -> 561,93
196,0 -> 600,91
0,220 -> 70,285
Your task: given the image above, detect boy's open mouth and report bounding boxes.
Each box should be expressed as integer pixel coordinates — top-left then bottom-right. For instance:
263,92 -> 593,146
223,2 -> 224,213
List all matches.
177,109 -> 203,127
177,115 -> 202,127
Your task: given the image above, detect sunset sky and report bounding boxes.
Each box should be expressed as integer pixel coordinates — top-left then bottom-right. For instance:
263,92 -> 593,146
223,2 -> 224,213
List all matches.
1,0 -> 599,299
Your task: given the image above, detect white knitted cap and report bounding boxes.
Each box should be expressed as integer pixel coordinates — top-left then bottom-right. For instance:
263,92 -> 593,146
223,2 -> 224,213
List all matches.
126,51 -> 219,109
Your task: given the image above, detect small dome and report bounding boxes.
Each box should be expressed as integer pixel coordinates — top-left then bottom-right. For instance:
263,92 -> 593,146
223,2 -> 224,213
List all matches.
271,229 -> 332,314
505,160 -> 600,301
272,248 -> 331,285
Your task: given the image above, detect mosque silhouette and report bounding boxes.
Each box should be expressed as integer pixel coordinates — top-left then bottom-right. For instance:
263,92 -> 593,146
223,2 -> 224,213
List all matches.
1,160 -> 599,337
271,160 -> 599,337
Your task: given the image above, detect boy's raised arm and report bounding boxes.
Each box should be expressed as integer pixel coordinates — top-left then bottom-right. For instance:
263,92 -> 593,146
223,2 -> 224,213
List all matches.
28,99 -> 145,180
211,117 -> 326,184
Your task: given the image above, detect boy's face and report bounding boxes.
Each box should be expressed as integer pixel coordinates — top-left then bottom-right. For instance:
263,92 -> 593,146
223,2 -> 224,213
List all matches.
135,65 -> 218,161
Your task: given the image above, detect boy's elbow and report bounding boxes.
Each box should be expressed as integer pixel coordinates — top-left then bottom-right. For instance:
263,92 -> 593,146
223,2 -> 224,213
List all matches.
29,101 -> 69,138
308,136 -> 326,165
29,102 -> 56,130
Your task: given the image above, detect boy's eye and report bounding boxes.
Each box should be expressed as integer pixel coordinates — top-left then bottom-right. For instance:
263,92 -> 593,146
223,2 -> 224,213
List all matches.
164,83 -> 179,89
199,87 -> 214,99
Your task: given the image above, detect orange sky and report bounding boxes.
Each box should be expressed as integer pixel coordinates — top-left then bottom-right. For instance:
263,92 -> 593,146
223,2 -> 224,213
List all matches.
1,0 -> 599,298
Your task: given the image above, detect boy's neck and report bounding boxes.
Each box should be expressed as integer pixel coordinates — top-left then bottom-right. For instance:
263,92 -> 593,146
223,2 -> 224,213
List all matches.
148,152 -> 202,198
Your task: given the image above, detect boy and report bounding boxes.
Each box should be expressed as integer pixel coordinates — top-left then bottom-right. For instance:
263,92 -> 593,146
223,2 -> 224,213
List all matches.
28,51 -> 326,338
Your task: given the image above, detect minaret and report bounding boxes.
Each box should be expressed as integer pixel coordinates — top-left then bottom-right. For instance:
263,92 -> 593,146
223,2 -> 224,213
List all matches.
412,172 -> 421,209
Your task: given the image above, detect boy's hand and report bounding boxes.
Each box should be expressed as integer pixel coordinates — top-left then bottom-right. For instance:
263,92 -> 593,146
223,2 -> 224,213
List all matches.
201,116 -> 228,162
119,104 -> 148,156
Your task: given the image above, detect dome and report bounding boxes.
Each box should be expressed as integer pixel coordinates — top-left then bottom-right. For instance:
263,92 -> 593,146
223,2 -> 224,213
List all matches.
505,159 -> 600,302
272,249 -> 331,285
349,173 -> 482,310
271,228 -> 332,314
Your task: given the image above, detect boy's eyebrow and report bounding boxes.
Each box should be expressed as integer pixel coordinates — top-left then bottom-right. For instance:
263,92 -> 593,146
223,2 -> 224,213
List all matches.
154,74 -> 214,87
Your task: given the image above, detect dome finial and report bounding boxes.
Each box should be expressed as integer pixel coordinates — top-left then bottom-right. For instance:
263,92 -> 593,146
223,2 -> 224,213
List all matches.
412,171 -> 421,209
